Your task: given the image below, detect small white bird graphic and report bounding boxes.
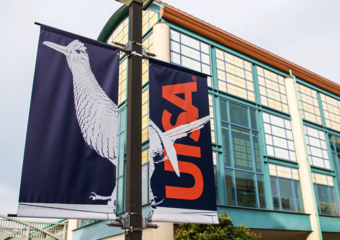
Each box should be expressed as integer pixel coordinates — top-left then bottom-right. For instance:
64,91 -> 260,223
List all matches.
149,115 -> 210,208
43,39 -> 118,208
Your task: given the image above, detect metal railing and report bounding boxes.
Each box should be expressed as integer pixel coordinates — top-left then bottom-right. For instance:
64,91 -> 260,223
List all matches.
0,214 -> 67,240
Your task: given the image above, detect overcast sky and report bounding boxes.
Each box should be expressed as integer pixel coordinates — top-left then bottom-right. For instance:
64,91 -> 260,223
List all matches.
0,0 -> 339,222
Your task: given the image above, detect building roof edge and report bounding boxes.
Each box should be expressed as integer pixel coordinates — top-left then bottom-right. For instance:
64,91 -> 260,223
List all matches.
160,2 -> 340,95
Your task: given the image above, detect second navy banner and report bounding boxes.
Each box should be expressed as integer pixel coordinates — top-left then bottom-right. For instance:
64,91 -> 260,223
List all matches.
148,58 -> 218,224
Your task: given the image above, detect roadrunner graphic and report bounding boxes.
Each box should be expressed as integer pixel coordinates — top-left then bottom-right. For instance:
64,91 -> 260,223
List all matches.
43,39 -> 118,209
149,116 -> 210,209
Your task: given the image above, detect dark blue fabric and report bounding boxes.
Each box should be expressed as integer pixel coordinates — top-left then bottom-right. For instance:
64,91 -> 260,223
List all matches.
149,58 -> 216,212
19,25 -> 120,205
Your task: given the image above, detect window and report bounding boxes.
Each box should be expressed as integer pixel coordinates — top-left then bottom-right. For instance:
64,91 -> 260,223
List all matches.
142,10 -> 158,36
321,93 -> 340,132
142,89 -> 149,143
142,33 -> 154,85
257,66 -> 289,114
107,18 -> 129,47
269,164 -> 303,212
313,172 -> 339,216
142,148 -> 150,205
328,134 -> 340,191
209,94 -> 216,144
116,108 -> 126,214
220,99 -> 266,209
297,84 -> 322,125
263,112 -> 296,162
170,29 -> 212,86
118,59 -> 127,104
77,220 -> 98,228
216,49 -> 255,102
305,126 -> 331,170
212,151 -> 219,204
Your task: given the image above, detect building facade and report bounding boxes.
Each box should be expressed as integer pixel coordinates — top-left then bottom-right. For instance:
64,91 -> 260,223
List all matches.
66,1 -> 340,240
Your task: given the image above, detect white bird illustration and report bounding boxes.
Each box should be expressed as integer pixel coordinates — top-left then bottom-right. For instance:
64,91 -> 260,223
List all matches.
43,39 -> 118,208
149,115 -> 210,208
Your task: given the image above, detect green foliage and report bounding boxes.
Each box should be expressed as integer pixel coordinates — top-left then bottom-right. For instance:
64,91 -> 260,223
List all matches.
174,212 -> 261,240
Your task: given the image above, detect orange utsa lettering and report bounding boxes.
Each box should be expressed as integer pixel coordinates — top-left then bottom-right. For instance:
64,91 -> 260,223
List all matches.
164,160 -> 204,200
162,82 -> 200,141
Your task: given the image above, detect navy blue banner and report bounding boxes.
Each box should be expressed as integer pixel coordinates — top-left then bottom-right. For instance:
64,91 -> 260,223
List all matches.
149,58 -> 218,223
18,25 -> 120,220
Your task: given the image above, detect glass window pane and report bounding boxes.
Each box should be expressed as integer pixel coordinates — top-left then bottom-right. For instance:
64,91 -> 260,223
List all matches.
321,93 -> 340,132
170,30 -> 180,42
250,109 -> 258,130
118,133 -> 125,176
335,136 -> 340,153
220,99 -> 228,122
225,168 -> 235,206
214,166 -> 219,204
294,180 -> 304,212
229,102 -> 249,127
253,132 -> 262,173
305,126 -> 331,169
297,84 -> 322,125
257,66 -> 289,114
170,30 -> 210,75
257,174 -> 266,209
181,34 -> 199,50
335,154 -> 340,186
201,42 -> 209,54
119,108 -> 126,133
142,164 -> 148,205
329,134 -> 335,152
330,187 -> 338,215
222,123 -> 231,167
217,49 -> 254,102
235,170 -> 257,208
201,53 -> 210,64
232,125 -> 253,171
279,178 -> 296,212
181,45 -> 200,60
171,52 -> 180,64
171,40 -> 180,53
271,177 -> 281,210
317,185 -> 332,215
117,178 -> 124,213
181,56 -> 201,72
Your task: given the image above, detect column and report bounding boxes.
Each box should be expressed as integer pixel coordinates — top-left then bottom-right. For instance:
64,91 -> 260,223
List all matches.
66,220 -> 78,240
152,22 -> 170,62
285,77 -> 321,240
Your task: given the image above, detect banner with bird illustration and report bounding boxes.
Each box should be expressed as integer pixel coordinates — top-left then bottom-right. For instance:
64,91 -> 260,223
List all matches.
17,24 -> 120,220
148,58 -> 218,224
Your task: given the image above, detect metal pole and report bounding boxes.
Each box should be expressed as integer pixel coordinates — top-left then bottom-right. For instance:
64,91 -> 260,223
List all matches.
125,1 -> 143,240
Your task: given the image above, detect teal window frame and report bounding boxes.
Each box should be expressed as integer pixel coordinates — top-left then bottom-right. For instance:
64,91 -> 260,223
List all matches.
220,98 -> 267,209
304,125 -> 331,170
116,107 -> 126,214
215,48 -> 255,103
141,148 -> 150,205
327,133 -> 340,204
313,172 -> 339,216
268,164 -> 304,213
169,28 -> 212,87
212,151 -> 220,204
262,112 -> 297,162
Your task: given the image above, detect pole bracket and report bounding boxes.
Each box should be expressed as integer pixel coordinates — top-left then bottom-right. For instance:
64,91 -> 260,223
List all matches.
113,41 -> 156,59
107,213 -> 158,233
